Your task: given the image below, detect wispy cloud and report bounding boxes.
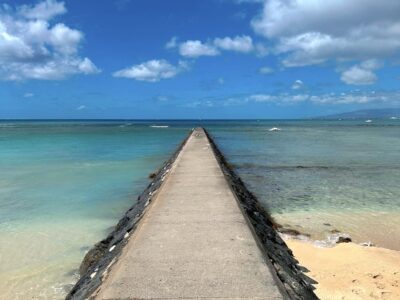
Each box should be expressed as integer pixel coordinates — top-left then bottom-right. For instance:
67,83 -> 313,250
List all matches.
113,59 -> 189,82
199,77 -> 225,91
168,35 -> 267,58
258,67 -> 274,74
18,0 -> 66,20
291,79 -> 304,90
248,90 -> 400,105
157,96 -> 169,102
115,0 -> 132,11
23,92 -> 34,98
165,36 -> 178,49
183,90 -> 400,108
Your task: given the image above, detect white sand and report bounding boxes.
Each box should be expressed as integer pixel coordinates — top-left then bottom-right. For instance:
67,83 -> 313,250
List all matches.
286,239 -> 400,299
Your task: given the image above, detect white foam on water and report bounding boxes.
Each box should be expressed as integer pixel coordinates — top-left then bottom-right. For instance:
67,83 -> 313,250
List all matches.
268,127 -> 281,132
0,123 -> 17,128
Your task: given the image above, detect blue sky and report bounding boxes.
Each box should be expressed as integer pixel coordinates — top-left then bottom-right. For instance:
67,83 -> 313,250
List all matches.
1,0 -> 400,119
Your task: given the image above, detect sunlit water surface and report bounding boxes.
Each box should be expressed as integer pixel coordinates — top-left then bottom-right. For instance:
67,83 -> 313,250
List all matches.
209,120 -> 400,250
0,120 -> 399,299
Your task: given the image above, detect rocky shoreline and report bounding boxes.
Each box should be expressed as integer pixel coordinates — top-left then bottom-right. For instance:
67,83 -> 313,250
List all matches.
67,128 -> 318,300
66,130 -> 193,300
204,129 -> 318,300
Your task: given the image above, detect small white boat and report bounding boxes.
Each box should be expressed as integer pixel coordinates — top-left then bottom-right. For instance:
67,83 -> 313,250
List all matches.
150,125 -> 169,128
390,116 -> 397,120
365,120 -> 372,123
268,127 -> 281,132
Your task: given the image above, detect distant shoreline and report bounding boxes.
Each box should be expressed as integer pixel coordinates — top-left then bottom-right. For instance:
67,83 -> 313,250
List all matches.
1,107 -> 400,121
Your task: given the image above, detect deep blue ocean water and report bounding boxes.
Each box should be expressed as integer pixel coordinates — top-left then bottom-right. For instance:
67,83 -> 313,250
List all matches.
0,119 -> 399,299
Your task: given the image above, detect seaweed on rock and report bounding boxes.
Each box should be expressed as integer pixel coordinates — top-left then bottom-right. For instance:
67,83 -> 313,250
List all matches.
67,128 -> 318,300
66,131 -> 192,300
204,129 -> 318,300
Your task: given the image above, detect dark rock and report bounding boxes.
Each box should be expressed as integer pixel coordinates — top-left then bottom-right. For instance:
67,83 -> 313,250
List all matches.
204,129 -> 318,300
336,236 -> 352,243
63,284 -> 75,293
79,238 -> 110,276
68,129 -> 318,300
278,228 -> 302,236
67,131 -> 192,300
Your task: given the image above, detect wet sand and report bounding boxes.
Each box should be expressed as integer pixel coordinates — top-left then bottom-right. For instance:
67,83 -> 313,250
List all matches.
286,239 -> 400,299
274,211 -> 400,250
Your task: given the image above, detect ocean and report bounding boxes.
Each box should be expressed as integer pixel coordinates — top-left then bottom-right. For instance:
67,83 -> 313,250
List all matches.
0,120 -> 399,299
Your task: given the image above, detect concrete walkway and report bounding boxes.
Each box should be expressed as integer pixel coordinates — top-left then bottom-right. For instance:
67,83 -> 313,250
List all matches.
95,128 -> 284,300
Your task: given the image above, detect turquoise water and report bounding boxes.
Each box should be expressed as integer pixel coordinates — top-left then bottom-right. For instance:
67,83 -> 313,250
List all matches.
0,120 -> 399,299
210,120 -> 400,213
0,121 -> 190,299
208,120 -> 400,249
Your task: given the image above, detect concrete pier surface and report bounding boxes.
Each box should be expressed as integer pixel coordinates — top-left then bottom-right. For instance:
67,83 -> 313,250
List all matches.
94,128 -> 285,299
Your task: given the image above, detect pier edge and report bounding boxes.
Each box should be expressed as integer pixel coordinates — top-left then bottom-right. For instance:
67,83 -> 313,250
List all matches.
67,127 -> 318,300
66,129 -> 193,300
203,128 -> 318,300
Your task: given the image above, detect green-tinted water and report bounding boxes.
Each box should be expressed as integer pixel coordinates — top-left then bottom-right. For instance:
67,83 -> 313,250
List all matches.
0,121 -> 189,299
209,120 -> 400,249
0,120 -> 399,299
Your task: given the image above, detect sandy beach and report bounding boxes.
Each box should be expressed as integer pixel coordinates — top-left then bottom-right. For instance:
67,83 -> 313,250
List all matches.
286,239 -> 400,299
274,211 -> 400,251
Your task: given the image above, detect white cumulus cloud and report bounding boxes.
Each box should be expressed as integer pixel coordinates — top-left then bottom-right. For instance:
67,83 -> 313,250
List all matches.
113,59 -> 188,82
0,0 -> 99,81
18,0 -> 66,20
175,35 -> 263,57
213,35 -> 254,53
179,40 -> 220,58
340,60 -> 381,85
341,66 -> 377,86
251,0 -> 400,67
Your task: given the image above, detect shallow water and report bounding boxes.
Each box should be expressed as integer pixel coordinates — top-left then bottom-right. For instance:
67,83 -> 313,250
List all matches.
0,119 -> 399,299
208,120 -> 400,250
0,121 -> 189,299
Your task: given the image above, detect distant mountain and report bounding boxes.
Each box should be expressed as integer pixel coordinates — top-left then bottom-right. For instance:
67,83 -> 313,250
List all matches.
317,108 -> 400,119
